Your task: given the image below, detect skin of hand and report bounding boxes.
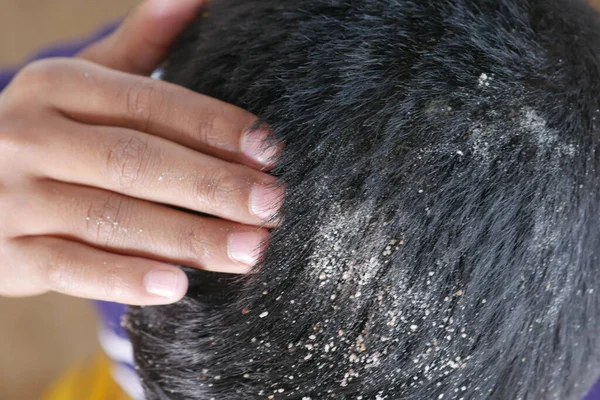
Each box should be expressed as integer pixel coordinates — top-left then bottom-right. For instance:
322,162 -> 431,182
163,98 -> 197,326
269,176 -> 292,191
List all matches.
0,0 -> 283,306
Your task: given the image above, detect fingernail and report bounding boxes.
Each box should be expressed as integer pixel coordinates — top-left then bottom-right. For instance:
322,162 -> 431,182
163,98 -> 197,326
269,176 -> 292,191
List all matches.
228,231 -> 265,266
241,127 -> 280,167
149,0 -> 205,17
143,267 -> 186,299
250,184 -> 283,220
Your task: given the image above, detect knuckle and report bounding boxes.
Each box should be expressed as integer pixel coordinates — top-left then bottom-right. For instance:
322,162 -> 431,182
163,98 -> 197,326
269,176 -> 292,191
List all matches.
85,193 -> 129,246
0,114 -> 47,163
0,122 -> 25,160
100,262 -> 131,299
12,60 -> 51,88
177,224 -> 210,263
195,106 -> 234,148
46,246 -> 80,291
10,58 -> 68,95
195,110 -> 218,144
193,166 -> 237,208
0,111 -> 52,161
124,80 -> 157,129
105,134 -> 153,188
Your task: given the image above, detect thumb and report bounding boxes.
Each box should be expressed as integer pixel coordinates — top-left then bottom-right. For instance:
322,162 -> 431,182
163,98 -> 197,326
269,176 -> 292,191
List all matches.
77,0 -> 205,75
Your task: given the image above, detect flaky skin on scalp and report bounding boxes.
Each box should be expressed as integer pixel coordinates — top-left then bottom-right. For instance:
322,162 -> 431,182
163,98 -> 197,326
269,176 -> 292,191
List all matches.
126,0 -> 600,399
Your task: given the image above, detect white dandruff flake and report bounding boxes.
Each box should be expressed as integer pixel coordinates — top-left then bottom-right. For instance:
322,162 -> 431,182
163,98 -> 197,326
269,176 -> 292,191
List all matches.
478,72 -> 491,87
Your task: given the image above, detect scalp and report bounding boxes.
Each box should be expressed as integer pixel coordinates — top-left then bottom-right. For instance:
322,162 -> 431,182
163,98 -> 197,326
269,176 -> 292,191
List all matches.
127,1 -> 600,399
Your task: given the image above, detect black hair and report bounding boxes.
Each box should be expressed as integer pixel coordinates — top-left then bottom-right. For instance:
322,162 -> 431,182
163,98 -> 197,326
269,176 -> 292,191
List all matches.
126,0 -> 600,398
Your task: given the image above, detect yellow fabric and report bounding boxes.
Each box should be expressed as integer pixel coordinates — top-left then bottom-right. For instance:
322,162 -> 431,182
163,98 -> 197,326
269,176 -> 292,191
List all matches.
42,352 -> 131,400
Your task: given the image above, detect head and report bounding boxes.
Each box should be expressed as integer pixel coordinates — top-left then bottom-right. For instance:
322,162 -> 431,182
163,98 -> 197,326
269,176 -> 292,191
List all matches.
126,0 -> 600,399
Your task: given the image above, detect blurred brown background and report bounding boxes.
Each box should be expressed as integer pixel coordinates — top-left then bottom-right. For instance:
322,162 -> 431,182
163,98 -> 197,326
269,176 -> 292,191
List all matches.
3,0 -> 600,399
1,0 -> 138,65
0,2 -> 138,399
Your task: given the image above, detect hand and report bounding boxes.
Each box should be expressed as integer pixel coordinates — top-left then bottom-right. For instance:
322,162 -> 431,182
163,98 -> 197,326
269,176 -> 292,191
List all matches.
0,0 -> 282,305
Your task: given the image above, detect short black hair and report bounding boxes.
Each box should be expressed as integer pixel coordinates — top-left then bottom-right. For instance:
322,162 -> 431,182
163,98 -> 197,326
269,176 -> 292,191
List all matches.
126,0 -> 600,398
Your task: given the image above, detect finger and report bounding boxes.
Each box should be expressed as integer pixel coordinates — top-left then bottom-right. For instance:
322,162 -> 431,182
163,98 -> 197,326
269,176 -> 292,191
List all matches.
78,0 -> 206,75
29,58 -> 279,169
29,116 -> 283,226
13,235 -> 189,305
17,180 -> 268,274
